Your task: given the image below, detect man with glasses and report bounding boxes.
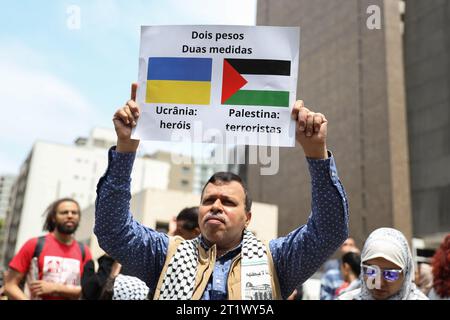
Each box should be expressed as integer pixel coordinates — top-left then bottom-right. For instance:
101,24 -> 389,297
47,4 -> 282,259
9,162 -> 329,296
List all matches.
4,198 -> 92,300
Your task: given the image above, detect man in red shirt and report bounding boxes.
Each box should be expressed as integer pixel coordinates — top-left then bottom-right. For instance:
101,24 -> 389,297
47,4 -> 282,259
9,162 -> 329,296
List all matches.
4,198 -> 92,300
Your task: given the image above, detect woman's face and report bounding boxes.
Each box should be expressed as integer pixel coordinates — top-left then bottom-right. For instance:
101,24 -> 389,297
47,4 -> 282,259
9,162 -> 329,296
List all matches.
363,257 -> 404,300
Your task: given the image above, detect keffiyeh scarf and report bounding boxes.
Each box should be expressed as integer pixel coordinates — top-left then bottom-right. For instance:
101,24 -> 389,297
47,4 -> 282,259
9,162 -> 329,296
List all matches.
158,229 -> 273,300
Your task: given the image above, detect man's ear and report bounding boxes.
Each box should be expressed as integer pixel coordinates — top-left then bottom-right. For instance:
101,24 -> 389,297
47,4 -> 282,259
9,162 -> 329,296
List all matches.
245,211 -> 252,228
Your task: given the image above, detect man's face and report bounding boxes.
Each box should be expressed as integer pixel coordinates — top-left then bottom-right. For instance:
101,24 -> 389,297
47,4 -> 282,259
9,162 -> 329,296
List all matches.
199,181 -> 251,249
54,201 -> 80,235
340,263 -> 350,282
340,238 -> 357,254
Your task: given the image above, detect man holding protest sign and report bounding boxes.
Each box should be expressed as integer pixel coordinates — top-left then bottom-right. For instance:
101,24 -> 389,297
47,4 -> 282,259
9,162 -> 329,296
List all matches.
94,82 -> 348,300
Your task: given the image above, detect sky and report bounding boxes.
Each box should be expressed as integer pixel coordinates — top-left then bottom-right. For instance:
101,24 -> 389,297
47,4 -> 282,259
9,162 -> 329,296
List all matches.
0,0 -> 257,175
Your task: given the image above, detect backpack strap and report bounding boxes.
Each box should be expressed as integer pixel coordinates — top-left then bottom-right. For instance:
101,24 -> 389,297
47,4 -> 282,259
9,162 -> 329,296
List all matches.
32,236 -> 46,259
77,242 -> 86,262
33,235 -> 86,262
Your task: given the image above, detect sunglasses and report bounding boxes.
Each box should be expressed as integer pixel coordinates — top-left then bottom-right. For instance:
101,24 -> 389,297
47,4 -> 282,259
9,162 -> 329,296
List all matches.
362,264 -> 403,282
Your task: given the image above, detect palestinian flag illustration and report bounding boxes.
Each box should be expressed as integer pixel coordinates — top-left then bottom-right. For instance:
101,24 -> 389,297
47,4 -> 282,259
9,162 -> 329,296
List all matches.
221,58 -> 291,107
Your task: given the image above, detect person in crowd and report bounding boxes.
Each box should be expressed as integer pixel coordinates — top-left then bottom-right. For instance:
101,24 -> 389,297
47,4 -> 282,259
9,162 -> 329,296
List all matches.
336,251 -> 361,297
415,263 -> 433,296
81,254 -> 117,300
338,227 -> 428,300
94,84 -> 348,300
167,206 -> 200,240
428,234 -> 450,300
320,237 -> 359,300
81,254 -> 150,300
4,198 -> 92,300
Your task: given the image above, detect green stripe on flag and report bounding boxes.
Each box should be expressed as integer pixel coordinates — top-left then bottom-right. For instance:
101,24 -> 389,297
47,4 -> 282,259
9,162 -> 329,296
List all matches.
223,90 -> 289,107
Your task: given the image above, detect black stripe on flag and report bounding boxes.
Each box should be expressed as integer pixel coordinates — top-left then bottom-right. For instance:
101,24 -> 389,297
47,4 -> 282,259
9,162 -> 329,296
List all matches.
225,59 -> 291,76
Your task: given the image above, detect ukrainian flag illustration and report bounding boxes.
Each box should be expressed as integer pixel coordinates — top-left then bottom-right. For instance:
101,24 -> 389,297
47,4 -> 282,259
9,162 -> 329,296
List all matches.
146,57 -> 212,105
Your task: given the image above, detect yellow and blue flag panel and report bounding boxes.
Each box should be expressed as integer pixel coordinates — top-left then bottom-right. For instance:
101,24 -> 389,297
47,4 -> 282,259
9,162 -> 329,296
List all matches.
146,57 -> 212,105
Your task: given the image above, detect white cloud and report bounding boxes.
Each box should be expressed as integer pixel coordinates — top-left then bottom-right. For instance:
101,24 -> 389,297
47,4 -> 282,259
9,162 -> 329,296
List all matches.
0,42 -> 98,174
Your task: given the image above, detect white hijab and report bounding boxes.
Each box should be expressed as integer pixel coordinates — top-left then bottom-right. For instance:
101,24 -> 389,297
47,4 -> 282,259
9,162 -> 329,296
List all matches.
353,228 -> 428,300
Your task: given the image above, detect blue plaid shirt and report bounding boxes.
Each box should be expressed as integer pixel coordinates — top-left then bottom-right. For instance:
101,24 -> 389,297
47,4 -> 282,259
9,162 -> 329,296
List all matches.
94,147 -> 348,299
320,264 -> 344,300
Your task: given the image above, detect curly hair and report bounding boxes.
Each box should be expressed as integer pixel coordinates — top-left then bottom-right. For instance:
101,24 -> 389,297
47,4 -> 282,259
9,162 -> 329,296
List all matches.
431,234 -> 450,298
42,198 -> 80,232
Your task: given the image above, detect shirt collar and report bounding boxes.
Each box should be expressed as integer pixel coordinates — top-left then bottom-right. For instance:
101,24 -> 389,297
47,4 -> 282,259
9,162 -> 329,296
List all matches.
198,235 -> 242,259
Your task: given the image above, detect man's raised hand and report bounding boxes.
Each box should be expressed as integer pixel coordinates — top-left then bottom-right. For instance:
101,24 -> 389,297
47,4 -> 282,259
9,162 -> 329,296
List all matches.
113,83 -> 140,152
291,100 -> 328,159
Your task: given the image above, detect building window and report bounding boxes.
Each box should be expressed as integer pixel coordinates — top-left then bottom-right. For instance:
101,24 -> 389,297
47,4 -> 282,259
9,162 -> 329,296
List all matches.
182,166 -> 190,173
181,180 -> 189,187
93,139 -> 106,148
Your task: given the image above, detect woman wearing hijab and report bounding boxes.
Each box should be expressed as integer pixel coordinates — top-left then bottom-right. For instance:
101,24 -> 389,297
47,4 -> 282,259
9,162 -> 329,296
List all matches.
339,228 -> 428,300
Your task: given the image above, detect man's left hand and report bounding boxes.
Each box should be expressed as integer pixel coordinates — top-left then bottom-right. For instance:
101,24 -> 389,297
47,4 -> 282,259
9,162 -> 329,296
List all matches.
29,280 -> 57,297
291,100 -> 328,159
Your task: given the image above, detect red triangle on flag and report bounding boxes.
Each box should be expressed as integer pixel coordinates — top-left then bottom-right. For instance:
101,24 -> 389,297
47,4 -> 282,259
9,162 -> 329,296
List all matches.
221,59 -> 248,104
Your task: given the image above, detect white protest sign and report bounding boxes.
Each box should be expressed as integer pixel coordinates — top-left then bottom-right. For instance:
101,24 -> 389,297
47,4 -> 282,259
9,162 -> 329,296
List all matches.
133,25 -> 300,147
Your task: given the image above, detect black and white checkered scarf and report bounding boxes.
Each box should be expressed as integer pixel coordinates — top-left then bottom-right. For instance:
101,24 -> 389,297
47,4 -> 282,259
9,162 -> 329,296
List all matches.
113,274 -> 150,300
158,229 -> 272,300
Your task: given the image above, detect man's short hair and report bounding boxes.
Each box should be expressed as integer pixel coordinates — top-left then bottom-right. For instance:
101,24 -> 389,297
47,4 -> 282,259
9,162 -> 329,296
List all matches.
341,252 -> 361,277
201,172 -> 252,212
176,207 -> 199,231
42,198 -> 80,232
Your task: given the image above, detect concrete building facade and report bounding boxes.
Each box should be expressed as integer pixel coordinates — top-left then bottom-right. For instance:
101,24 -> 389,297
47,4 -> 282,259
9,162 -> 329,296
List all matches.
248,0 -> 413,246
0,175 -> 15,220
1,128 -> 170,268
0,175 -> 16,266
404,0 -> 450,241
147,151 -> 196,193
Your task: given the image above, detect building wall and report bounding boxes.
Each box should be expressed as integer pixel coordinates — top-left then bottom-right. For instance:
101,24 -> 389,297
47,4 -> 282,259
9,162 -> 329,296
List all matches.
2,137 -> 170,266
0,175 -> 16,266
1,156 -> 31,268
0,175 -> 16,220
78,188 -> 278,259
248,0 -> 412,246
404,0 -> 450,237
148,151 -> 195,193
